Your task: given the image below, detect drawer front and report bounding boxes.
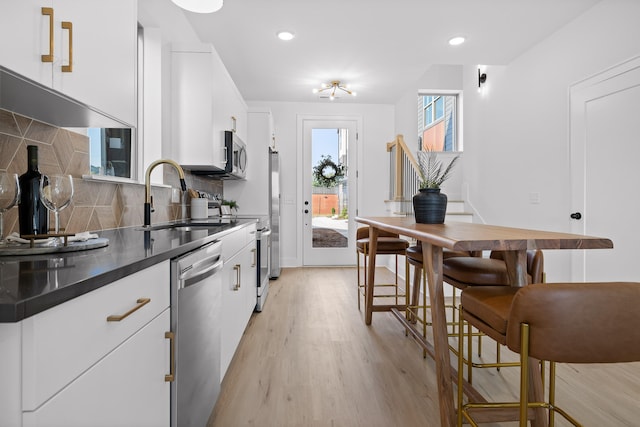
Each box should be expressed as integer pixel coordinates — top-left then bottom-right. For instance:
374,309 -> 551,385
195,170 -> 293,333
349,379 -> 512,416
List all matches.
245,223 -> 257,246
22,309 -> 170,427
220,227 -> 247,261
22,261 -> 170,411
220,233 -> 242,262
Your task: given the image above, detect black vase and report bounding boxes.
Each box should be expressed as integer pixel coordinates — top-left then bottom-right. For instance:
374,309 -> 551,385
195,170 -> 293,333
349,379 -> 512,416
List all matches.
413,188 -> 447,224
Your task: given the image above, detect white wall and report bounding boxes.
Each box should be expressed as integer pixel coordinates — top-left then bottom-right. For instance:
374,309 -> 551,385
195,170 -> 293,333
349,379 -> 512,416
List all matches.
247,101 -> 394,267
452,0 -> 640,281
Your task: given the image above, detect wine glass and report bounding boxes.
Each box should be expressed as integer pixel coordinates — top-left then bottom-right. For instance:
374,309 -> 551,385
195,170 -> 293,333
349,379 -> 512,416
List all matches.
39,175 -> 74,246
0,173 -> 21,245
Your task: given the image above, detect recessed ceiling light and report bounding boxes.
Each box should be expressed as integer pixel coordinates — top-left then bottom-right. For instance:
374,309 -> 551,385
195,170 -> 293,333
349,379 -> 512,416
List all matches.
277,31 -> 295,41
448,36 -> 465,46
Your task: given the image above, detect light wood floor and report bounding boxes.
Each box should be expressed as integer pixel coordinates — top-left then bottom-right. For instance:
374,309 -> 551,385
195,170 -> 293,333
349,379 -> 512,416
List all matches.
209,267 -> 640,427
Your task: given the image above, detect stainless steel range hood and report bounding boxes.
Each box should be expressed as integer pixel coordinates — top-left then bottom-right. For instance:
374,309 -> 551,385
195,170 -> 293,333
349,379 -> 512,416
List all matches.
0,65 -> 133,128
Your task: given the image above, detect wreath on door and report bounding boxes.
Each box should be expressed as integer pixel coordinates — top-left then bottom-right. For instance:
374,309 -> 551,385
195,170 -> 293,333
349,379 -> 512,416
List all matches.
313,155 -> 345,187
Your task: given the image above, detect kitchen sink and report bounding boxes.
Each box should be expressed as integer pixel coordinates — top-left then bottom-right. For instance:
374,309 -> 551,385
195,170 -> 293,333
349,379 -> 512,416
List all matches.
136,220 -> 231,231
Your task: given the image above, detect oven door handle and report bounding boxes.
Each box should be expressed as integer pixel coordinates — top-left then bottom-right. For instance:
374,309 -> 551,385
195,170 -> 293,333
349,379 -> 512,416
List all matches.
256,229 -> 272,238
179,258 -> 224,288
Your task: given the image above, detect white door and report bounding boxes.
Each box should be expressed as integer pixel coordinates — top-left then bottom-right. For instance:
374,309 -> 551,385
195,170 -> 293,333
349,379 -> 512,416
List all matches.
301,117 -> 358,266
570,57 -> 640,281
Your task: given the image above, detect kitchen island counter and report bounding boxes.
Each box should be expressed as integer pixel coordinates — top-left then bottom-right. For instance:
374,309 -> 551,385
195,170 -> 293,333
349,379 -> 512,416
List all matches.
0,219 -> 257,322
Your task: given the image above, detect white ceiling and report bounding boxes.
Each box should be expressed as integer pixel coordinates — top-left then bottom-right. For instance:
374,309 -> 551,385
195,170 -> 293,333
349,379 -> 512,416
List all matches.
180,0 -> 599,104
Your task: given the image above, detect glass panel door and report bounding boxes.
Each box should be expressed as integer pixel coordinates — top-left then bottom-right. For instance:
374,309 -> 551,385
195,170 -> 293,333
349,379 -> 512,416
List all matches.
302,119 -> 357,265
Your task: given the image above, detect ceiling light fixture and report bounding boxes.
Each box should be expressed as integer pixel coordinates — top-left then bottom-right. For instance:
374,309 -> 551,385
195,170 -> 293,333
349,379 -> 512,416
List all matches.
277,31 -> 295,41
312,81 -> 356,100
171,0 -> 223,14
448,36 -> 465,46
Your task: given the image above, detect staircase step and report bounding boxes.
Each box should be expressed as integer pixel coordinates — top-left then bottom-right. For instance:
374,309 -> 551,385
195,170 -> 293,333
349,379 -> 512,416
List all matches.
386,199 -> 471,218
446,200 -> 465,213
445,212 -> 474,223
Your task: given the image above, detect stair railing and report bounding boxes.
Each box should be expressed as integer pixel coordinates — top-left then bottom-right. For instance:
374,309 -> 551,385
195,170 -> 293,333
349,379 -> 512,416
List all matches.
386,134 -> 421,215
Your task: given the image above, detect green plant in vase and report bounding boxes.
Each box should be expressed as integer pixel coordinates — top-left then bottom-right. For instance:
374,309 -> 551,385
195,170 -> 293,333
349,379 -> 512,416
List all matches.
416,149 -> 460,189
414,149 -> 460,223
221,199 -> 239,211
221,199 -> 238,219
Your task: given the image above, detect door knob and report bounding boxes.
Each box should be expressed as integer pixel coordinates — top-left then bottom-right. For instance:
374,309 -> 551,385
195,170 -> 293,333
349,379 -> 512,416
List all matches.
570,212 -> 582,220
304,209 -> 309,214
304,201 -> 309,205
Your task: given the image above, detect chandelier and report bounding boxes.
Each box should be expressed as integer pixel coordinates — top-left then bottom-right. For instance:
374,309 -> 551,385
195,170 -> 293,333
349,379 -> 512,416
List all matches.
312,81 -> 356,100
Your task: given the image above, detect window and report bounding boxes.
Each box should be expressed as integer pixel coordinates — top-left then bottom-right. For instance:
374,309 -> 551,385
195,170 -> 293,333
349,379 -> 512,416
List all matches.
88,26 -> 142,180
89,128 -> 133,178
418,94 -> 458,152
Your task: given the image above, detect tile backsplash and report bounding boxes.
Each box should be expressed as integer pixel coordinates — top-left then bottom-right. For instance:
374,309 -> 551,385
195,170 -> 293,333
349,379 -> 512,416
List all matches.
0,109 -> 222,235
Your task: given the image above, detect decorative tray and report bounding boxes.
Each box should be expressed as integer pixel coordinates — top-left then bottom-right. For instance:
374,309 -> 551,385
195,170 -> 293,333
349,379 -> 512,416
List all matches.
0,237 -> 109,256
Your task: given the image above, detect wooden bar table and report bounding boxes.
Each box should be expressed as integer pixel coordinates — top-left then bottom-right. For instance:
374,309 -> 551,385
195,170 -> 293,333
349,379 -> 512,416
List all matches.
355,216 -> 613,427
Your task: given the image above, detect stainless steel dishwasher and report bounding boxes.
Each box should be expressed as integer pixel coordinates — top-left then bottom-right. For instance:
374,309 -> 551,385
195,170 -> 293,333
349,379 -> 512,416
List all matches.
170,240 -> 223,427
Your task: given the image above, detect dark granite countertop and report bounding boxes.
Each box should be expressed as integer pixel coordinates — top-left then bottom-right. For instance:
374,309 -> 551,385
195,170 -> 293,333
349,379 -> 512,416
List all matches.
0,218 -> 257,322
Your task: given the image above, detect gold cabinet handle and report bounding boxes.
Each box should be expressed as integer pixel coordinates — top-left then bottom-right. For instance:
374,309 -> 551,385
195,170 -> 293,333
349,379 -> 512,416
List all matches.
41,7 -> 54,63
165,331 -> 175,382
251,248 -> 257,267
233,264 -> 241,290
61,21 -> 73,72
106,298 -> 151,322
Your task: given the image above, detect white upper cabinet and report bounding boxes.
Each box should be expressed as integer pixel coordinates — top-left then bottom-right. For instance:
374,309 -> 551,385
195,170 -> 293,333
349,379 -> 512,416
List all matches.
0,0 -> 137,125
0,2 -> 53,86
170,43 -> 247,170
225,108 -> 274,214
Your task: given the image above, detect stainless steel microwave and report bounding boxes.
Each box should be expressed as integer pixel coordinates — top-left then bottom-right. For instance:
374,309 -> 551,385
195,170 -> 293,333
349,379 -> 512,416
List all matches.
183,130 -> 247,179
224,130 -> 247,179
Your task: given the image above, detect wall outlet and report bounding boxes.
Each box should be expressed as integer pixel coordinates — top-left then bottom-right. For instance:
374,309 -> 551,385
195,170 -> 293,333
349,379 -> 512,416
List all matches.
171,187 -> 181,203
529,192 -> 541,204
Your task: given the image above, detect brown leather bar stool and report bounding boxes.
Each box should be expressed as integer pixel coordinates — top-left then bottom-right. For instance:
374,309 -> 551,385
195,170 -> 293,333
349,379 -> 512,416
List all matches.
444,250 -> 544,381
457,282 -> 640,427
443,250 -> 544,290
405,242 -> 478,355
356,227 -> 409,313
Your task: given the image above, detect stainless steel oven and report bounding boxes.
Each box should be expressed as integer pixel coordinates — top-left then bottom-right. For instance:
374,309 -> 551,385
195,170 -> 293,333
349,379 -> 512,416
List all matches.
255,226 -> 271,311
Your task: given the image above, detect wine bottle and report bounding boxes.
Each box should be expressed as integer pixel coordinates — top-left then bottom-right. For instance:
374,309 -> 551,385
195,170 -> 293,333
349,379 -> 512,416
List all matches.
18,145 -> 49,236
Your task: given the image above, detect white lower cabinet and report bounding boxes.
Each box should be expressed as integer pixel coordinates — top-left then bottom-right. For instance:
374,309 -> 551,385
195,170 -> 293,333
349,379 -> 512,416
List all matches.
0,225 -> 260,427
22,309 -> 170,427
14,261 -> 171,427
220,224 -> 257,379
